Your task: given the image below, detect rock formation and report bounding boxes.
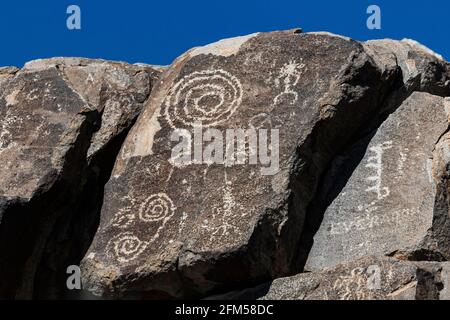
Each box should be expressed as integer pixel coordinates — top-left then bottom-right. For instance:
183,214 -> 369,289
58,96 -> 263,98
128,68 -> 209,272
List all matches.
0,58 -> 161,298
1,30 -> 450,300
305,92 -> 450,271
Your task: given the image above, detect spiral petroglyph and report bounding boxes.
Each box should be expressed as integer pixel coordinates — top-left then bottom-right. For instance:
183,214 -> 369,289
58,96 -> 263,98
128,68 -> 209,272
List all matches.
107,232 -> 148,263
164,69 -> 243,128
139,193 -> 176,223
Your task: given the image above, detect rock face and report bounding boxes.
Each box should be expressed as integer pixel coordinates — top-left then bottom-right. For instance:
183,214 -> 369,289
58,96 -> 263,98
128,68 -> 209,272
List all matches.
305,92 -> 450,271
0,58 -> 161,298
1,30 -> 450,301
81,30 -> 399,298
261,256 -> 450,300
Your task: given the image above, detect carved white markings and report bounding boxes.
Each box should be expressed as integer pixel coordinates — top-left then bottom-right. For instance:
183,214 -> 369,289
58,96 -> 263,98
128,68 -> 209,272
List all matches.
249,113 -> 272,129
111,209 -> 135,229
164,69 -> 243,128
106,193 -> 176,263
333,267 -> 377,300
365,141 -> 392,200
139,193 -> 176,222
107,232 -> 148,264
397,149 -> 408,177
200,172 -> 245,246
273,60 -> 305,107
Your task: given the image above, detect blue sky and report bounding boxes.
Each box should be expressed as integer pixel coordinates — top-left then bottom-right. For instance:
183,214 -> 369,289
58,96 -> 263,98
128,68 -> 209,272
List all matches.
0,1 -> 448,67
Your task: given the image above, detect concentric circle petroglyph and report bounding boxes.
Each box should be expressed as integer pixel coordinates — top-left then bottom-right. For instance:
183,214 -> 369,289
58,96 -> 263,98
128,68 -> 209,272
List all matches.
107,232 -> 148,263
139,193 -> 175,222
164,69 -> 243,128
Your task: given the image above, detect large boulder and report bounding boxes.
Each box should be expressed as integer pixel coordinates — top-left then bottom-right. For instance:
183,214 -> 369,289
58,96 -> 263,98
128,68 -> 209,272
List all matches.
0,58 -> 161,298
305,92 -> 450,272
81,30 -> 399,298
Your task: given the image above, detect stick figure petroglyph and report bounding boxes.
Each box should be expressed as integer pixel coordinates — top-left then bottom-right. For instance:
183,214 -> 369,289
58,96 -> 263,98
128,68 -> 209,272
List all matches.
273,60 -> 305,107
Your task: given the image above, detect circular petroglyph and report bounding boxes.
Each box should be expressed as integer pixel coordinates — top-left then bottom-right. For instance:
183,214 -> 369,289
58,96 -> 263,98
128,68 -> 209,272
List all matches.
164,69 -> 243,128
107,232 -> 148,263
139,193 -> 175,223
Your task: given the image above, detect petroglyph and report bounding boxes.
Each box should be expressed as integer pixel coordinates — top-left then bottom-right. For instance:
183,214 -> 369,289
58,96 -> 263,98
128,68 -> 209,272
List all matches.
328,208 -> 420,236
332,265 -> 380,300
178,212 -> 188,236
111,209 -> 135,229
106,232 -> 148,264
332,267 -> 369,300
249,113 -> 272,129
138,193 -> 176,223
365,141 -> 392,200
273,60 -> 305,107
306,93 -> 450,272
164,69 -> 243,128
104,192 -> 177,262
200,173 -> 245,246
397,149 -> 408,177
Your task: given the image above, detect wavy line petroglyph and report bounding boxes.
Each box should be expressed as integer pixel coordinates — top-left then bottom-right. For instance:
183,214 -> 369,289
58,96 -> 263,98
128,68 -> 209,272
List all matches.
111,208 -> 135,229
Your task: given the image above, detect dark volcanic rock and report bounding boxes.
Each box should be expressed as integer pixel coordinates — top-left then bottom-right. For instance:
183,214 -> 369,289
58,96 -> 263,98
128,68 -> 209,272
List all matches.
261,256 -> 449,300
81,30 -> 398,298
305,92 -> 450,271
0,58 -> 161,298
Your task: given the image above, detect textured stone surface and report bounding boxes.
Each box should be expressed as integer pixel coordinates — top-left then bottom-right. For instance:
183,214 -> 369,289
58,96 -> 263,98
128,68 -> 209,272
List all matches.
305,92 -> 450,271
364,39 -> 450,95
261,256 -> 446,300
82,30 -> 397,299
0,58 -> 161,298
1,30 -> 450,301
